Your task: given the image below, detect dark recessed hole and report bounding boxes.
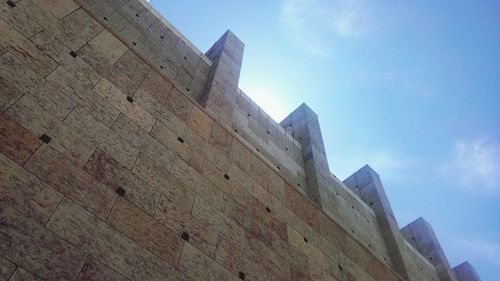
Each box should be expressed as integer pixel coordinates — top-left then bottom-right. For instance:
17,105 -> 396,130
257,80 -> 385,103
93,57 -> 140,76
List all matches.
266,130 -> 270,134
247,113 -> 251,117
181,232 -> 190,241
126,96 -> 134,103
160,65 -> 164,69
303,237 -> 308,243
135,13 -> 139,17
132,42 -> 137,46
351,230 -> 355,233
115,187 -> 126,197
384,257 -> 387,261
299,137 -> 302,140
285,147 -> 288,151
183,56 -> 187,60
338,265 -> 343,271
420,267 -> 423,271
224,174 -> 230,180
412,237 -> 415,240
234,129 -> 238,133
177,137 -> 184,143
277,166 -> 280,170
369,202 -> 374,206
103,16 -> 108,21
256,148 -> 260,152
355,185 -> 358,188
297,183 -> 301,187
239,271 -> 246,280
186,88 -> 190,92
336,192 -> 339,196
429,257 -> 433,260
366,219 -> 370,223
266,207 -> 271,213
368,244 -> 372,248
69,50 -> 77,58
7,1 -> 16,7
160,35 -> 164,39
351,206 -> 354,209
40,133 -> 51,144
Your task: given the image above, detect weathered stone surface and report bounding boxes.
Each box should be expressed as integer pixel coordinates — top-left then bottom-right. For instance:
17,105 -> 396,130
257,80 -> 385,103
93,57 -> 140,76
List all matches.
64,106 -> 138,169
55,8 -> 104,51
0,113 -> 40,164
179,242 -> 239,281
84,149 -> 159,215
106,50 -> 150,95
9,267 -> 42,281
187,106 -> 213,141
107,198 -> 183,267
24,144 -> 116,220
131,152 -> 178,193
0,52 -> 76,120
30,30 -> 101,87
0,153 -> 62,224
46,198 -> 141,278
95,78 -> 156,131
0,18 -> 58,77
131,249 -> 192,281
0,1 -> 42,38
0,76 -> 22,112
77,257 -> 128,281
0,255 -> 16,281
0,203 -> 86,281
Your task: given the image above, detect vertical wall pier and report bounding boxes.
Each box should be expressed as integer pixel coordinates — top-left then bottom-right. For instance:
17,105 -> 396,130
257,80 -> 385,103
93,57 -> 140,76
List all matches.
343,165 -> 411,280
453,262 -> 482,281
200,30 -> 244,126
401,218 -> 459,281
280,103 -> 331,207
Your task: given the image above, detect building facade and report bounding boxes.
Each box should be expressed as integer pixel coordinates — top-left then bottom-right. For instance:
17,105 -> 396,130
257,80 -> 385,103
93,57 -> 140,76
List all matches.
0,0 -> 481,280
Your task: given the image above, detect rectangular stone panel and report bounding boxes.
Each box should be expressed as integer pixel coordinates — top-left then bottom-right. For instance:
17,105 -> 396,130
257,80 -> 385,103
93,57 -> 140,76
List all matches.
55,8 -> 104,51
0,153 -> 62,224
0,113 -> 41,164
131,250 -> 192,281
24,144 -> 116,220
77,257 -> 128,281
187,106 -> 213,142
106,49 -> 150,95
0,18 -> 58,77
0,203 -> 86,281
0,52 -> 76,120
46,198 -> 141,278
0,0 -> 42,38
9,267 -> 42,281
107,198 -> 183,267
0,255 -> 16,281
64,106 -> 139,169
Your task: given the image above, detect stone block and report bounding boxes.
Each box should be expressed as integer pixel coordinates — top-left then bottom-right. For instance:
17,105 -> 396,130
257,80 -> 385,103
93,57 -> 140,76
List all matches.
24,144 -> 116,220
107,198 -> 183,267
30,30 -> 101,87
94,78 -> 156,131
179,242 -> 239,281
46,198 -> 141,278
132,152 -> 180,194
77,257 -> 127,281
84,149 -> 160,216
0,18 -> 58,77
0,153 -> 62,224
207,122 -> 232,170
56,8 -> 103,50
64,106 -> 138,169
0,76 -> 22,112
0,53 -> 76,120
131,250 -> 192,281
9,267 -> 42,281
0,1 -> 42,38
230,138 -> 250,173
215,235 -> 244,275
0,113 -> 41,164
187,106 -> 213,141
0,203 -> 86,281
46,66 -> 120,126
106,49 -> 150,96
0,256 -> 15,281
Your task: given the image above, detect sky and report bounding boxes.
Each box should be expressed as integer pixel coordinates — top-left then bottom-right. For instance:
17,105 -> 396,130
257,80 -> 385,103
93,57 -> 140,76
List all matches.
149,1 -> 499,280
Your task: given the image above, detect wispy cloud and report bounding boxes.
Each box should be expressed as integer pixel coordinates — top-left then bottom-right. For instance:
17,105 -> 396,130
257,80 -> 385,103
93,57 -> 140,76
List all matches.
454,238 -> 500,266
279,0 -> 369,57
440,137 -> 500,196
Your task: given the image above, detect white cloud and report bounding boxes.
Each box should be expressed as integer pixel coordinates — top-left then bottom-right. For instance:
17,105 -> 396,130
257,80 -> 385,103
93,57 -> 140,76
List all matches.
279,0 -> 369,57
441,137 -> 500,196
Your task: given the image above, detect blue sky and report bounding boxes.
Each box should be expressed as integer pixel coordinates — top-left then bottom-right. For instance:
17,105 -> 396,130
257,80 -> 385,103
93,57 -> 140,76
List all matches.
149,1 -> 499,279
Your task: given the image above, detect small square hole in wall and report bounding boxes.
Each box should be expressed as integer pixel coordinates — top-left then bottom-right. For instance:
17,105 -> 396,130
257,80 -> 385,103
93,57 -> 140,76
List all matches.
126,96 -> 134,103
303,237 -> 308,243
69,50 -> 77,58
285,147 -> 288,151
338,265 -> 343,272
160,65 -> 164,69
103,16 -> 108,21
224,174 -> 230,180
297,183 -> 301,187
238,271 -> 245,280
247,113 -> 251,117
181,232 -> 190,241
132,42 -> 137,46
266,207 -> 271,213
266,130 -> 270,134
40,134 -> 51,144
186,88 -> 190,92
7,1 -> 16,7
135,13 -> 139,17
234,129 -> 238,133
160,35 -> 164,39
115,187 -> 126,196
177,137 -> 184,143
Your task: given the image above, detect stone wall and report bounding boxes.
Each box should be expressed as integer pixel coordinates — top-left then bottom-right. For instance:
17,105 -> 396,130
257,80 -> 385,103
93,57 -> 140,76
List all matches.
0,0 -> 480,280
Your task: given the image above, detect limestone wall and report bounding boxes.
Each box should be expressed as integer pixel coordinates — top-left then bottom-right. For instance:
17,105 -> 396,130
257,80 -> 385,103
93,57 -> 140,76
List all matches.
0,0 -> 477,280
